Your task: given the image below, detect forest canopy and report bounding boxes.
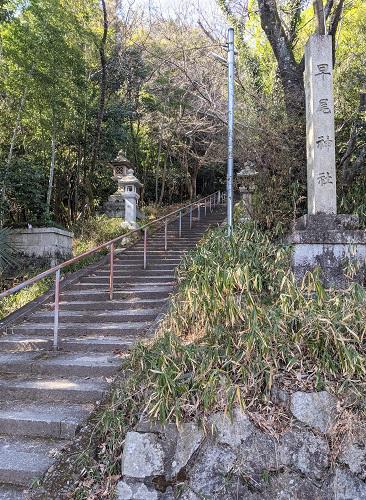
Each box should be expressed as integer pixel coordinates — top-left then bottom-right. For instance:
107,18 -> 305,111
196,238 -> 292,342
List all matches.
0,0 -> 365,230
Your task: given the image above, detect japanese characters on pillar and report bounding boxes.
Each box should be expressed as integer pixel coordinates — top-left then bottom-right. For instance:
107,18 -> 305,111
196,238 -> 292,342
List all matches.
305,35 -> 337,215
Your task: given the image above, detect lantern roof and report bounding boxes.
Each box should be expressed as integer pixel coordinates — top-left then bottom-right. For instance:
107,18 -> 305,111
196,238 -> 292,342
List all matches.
111,150 -> 131,167
120,168 -> 143,188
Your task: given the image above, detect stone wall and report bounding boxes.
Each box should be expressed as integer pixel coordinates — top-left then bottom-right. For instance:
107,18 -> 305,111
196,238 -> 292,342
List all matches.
117,390 -> 366,499
8,227 -> 73,262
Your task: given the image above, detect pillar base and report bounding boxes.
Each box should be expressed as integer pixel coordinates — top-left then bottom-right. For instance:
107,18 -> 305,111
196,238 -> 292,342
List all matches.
286,214 -> 366,288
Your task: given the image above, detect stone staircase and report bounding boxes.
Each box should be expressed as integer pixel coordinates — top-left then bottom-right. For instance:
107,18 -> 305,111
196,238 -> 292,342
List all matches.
0,204 -> 226,499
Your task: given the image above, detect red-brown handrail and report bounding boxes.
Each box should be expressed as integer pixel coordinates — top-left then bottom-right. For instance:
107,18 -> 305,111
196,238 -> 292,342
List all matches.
0,191 -> 225,349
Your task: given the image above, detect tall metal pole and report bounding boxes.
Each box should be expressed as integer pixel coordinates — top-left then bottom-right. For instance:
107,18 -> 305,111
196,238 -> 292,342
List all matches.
227,27 -> 235,236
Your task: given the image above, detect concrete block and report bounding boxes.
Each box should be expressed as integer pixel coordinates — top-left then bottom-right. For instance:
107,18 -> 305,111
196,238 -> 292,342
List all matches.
8,227 -> 73,261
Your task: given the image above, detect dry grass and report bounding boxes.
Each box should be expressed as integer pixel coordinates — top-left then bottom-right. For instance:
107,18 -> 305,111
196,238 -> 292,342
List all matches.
68,219 -> 365,498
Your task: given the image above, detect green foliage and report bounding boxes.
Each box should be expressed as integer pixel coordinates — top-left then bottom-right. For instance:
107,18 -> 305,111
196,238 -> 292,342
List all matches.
0,276 -> 52,320
72,215 -> 129,255
0,227 -> 15,271
0,157 -> 48,224
340,173 -> 366,228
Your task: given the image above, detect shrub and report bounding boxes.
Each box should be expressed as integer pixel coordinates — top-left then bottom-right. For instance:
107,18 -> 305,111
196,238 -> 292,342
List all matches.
72,215 -> 129,255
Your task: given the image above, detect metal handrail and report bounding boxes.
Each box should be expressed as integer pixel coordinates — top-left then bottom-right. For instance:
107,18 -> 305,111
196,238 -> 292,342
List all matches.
0,190 -> 224,350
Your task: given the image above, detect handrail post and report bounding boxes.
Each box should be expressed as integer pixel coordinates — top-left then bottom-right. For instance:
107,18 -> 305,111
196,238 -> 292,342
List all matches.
197,202 -> 200,221
164,219 -> 168,251
109,242 -> 114,300
218,190 -> 221,205
53,269 -> 60,351
144,228 -> 147,269
209,195 -> 212,212
179,210 -> 182,238
189,206 -> 192,229
205,198 -> 207,216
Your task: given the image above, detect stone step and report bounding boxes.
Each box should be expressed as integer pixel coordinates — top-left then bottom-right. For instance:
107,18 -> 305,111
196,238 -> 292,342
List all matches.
0,375 -> 107,403
0,436 -> 66,487
59,288 -> 173,301
104,259 -> 181,265
122,250 -> 187,256
12,321 -> 150,337
0,334 -> 143,353
98,266 -> 182,275
27,308 -> 160,324
92,269 -> 175,276
78,271 -> 175,285
0,205 -> 226,495
116,254 -> 184,262
131,243 -> 198,250
141,237 -> 200,244
56,298 -> 168,311
70,280 -> 175,291
0,400 -> 92,439
0,352 -> 121,377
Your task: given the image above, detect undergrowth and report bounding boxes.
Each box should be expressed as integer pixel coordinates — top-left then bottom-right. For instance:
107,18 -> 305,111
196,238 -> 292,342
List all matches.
0,216 -> 130,320
72,215 -> 130,255
71,221 -> 366,498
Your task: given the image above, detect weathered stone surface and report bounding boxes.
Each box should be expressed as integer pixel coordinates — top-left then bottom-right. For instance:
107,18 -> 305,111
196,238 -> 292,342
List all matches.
159,487 -> 174,500
8,227 -> 73,261
339,426 -> 366,480
180,483 -> 257,500
332,467 -> 366,499
116,480 -> 159,500
171,422 -> 203,476
119,403 -> 366,500
121,432 -> 164,479
211,409 -> 277,480
290,391 -> 338,433
262,471 -> 330,499
187,444 -> 238,498
294,214 -> 360,231
210,409 -> 255,448
305,35 -> 336,215
278,427 -> 329,478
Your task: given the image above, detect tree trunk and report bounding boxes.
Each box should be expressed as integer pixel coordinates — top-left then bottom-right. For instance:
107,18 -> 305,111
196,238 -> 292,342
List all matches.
190,166 -> 198,199
0,83 -> 30,226
257,0 -> 305,117
46,125 -> 57,219
158,155 -> 168,206
90,0 -> 108,174
155,139 -> 162,204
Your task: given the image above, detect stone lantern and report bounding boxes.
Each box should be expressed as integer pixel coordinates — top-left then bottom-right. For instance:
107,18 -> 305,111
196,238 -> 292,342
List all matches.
119,168 -> 143,226
237,161 -> 258,218
103,151 -> 143,227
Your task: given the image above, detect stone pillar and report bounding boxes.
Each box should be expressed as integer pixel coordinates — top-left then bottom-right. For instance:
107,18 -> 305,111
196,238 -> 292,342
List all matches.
305,35 -> 336,215
286,34 -> 366,288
